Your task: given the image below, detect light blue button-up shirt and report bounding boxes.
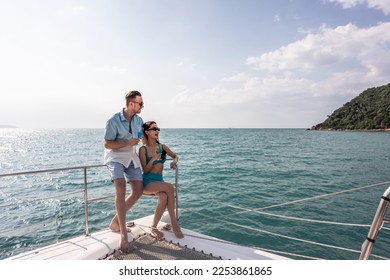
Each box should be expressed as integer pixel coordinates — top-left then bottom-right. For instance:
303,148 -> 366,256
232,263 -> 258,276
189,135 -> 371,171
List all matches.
103,109 -> 143,168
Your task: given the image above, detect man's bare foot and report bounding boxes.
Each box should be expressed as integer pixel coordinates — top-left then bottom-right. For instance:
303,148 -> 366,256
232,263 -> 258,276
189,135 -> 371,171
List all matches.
109,221 -> 133,232
109,226 -> 132,233
150,227 -> 164,240
119,236 -> 130,253
109,218 -> 119,231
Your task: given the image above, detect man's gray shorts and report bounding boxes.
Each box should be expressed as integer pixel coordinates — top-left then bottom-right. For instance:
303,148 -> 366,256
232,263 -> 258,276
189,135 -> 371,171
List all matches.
106,161 -> 142,183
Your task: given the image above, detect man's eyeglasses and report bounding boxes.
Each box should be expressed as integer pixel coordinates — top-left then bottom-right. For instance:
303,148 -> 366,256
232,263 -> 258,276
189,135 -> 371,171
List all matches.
132,101 -> 144,107
147,127 -> 160,131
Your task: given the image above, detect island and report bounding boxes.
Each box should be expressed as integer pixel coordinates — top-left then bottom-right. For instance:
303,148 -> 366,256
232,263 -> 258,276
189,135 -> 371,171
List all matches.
310,83 -> 390,131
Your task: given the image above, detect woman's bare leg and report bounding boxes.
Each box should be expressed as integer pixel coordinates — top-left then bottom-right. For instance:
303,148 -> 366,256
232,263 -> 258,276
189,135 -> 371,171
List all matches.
144,182 -> 183,238
149,192 -> 167,240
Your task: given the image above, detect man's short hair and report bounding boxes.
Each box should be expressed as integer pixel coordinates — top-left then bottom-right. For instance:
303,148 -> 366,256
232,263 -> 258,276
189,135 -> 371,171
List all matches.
125,90 -> 142,105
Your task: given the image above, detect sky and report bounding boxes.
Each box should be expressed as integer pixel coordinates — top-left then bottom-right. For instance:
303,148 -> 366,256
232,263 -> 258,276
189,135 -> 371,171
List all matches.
0,0 -> 389,129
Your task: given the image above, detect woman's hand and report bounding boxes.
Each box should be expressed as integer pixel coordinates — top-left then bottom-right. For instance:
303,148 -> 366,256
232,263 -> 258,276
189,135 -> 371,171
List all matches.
151,152 -> 161,162
170,156 -> 178,169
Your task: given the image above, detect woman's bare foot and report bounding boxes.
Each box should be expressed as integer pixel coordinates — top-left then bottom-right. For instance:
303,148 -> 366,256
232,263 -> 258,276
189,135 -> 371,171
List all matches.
150,227 -> 164,240
172,225 -> 184,239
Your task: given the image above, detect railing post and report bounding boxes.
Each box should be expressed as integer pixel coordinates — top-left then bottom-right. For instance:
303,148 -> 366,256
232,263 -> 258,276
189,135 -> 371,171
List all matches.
359,186 -> 390,259
175,166 -> 179,221
83,168 -> 90,236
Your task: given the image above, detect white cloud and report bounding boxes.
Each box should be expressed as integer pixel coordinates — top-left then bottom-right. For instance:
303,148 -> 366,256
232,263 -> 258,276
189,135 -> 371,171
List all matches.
245,22 -> 390,98
170,21 -> 390,127
327,0 -> 368,8
246,22 -> 390,77
220,73 -> 251,82
326,0 -> 390,15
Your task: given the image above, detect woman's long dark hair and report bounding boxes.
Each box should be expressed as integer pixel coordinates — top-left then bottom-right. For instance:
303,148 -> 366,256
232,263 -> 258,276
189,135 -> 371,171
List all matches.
142,121 -> 166,160
142,121 -> 159,143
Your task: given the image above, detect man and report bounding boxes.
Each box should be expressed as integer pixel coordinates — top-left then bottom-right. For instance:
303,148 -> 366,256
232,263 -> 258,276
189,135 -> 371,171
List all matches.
104,90 -> 144,252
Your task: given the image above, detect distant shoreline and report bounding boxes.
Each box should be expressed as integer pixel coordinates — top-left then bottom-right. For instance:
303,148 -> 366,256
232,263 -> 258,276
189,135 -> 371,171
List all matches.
307,128 -> 390,132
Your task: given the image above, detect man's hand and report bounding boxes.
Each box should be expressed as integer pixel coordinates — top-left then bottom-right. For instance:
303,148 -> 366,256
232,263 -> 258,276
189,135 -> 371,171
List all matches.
128,138 -> 140,146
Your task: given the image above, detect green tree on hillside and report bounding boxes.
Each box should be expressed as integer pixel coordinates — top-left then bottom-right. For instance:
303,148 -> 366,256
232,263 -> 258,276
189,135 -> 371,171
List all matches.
313,83 -> 390,130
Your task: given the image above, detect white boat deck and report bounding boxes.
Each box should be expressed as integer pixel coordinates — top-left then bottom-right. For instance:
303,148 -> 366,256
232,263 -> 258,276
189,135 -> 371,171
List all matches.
6,213 -> 288,260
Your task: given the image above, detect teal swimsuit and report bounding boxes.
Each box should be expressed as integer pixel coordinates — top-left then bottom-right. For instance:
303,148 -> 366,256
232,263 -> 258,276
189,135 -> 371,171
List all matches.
141,144 -> 166,187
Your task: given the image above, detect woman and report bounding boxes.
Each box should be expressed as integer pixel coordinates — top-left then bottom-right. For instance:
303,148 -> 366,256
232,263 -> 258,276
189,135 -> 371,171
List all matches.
139,121 -> 184,240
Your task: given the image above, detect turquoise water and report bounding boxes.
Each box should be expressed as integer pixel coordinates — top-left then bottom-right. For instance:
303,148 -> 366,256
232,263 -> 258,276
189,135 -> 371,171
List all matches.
0,128 -> 389,260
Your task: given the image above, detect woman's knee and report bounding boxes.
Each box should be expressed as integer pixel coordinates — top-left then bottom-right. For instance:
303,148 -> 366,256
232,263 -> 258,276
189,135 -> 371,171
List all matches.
164,183 -> 174,195
157,192 -> 168,203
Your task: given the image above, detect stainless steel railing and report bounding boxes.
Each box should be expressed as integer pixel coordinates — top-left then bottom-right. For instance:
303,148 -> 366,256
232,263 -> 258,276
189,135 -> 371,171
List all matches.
0,164 -> 104,236
0,163 -> 179,237
359,186 -> 390,260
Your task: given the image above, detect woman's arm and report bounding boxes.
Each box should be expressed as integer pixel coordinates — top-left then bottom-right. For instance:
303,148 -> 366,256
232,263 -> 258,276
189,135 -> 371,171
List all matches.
163,144 -> 179,168
139,146 -> 148,172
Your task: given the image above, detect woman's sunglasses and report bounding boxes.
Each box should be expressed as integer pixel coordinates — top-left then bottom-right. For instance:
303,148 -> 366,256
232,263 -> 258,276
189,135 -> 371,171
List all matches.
147,127 -> 160,131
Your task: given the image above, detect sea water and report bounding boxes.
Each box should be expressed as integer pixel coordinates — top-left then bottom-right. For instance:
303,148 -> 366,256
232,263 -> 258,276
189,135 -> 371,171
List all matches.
0,128 -> 389,260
